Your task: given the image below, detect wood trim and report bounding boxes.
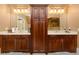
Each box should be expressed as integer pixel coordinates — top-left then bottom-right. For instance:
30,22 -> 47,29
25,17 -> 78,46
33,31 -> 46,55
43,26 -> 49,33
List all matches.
30,4 -> 48,7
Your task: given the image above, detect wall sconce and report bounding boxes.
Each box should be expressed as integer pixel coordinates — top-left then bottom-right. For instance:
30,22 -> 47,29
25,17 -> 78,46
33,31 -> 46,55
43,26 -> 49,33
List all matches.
49,7 -> 64,14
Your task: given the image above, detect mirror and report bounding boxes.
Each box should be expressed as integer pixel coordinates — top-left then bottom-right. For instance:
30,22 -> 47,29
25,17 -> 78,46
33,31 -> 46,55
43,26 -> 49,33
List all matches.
9,4 -> 31,32
48,5 -> 68,31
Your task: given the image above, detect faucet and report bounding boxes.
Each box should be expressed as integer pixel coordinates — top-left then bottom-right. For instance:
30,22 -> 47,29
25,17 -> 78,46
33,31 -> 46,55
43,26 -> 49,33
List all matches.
64,27 -> 71,33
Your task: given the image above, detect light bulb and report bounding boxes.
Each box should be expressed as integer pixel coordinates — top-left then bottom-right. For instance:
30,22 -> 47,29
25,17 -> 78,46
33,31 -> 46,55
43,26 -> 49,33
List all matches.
53,9 -> 56,14
54,9 -> 56,13
61,9 -> 64,14
21,9 -> 24,13
50,10 -> 54,14
25,9 -> 28,13
17,9 -> 20,13
14,9 -> 17,13
58,9 -> 61,14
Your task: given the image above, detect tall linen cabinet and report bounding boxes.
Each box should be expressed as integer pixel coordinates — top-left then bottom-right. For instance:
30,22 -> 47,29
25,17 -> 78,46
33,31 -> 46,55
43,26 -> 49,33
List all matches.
31,5 -> 47,52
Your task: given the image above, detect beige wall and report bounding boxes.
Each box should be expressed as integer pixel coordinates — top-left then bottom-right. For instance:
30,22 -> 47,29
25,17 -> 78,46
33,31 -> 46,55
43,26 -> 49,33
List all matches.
0,4 -> 29,31
0,5 -> 10,31
68,5 -> 79,31
67,4 -> 79,48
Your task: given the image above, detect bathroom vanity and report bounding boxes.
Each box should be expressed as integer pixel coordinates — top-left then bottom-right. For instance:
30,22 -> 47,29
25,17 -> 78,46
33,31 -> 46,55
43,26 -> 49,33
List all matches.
0,32 -> 31,53
47,31 -> 77,53
0,4 -> 78,54
0,31 -> 77,53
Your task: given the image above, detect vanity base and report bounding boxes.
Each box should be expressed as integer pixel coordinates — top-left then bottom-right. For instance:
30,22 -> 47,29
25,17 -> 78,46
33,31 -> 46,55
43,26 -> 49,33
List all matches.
0,35 -> 77,54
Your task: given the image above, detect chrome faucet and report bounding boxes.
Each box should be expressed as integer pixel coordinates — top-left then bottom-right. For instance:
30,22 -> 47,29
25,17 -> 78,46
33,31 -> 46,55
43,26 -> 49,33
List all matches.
64,27 -> 71,33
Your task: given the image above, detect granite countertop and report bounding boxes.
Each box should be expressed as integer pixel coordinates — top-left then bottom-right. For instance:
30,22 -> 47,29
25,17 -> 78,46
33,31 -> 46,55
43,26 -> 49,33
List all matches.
0,30 -> 78,35
0,31 -> 31,35
48,30 -> 78,35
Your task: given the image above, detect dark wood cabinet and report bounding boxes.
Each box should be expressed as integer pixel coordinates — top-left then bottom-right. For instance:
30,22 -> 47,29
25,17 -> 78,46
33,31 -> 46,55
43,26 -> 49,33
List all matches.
47,35 -> 62,52
31,5 -> 47,52
2,35 -> 30,53
1,34 -> 77,53
2,35 -> 15,52
63,35 -> 77,52
0,35 -> 2,51
47,35 -> 77,53
15,35 -> 30,52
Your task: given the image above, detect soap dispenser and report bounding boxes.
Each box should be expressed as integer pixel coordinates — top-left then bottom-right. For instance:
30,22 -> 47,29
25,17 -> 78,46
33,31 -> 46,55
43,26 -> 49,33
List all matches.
12,27 -> 15,33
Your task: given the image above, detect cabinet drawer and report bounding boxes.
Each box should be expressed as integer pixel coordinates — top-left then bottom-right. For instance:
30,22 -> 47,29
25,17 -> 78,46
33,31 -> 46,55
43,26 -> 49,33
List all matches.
14,35 -> 30,39
47,35 -> 60,40
48,35 -> 57,37
61,35 -> 77,40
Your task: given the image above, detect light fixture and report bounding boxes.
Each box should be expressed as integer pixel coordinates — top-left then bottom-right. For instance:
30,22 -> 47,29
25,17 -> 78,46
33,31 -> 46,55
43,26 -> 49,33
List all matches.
13,9 -> 29,14
49,7 -> 65,14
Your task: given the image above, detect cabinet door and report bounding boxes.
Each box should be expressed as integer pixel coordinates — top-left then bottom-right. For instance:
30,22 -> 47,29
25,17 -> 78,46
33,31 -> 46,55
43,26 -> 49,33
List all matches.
31,7 -> 39,19
39,7 -> 46,20
15,35 -> 30,52
38,7 -> 47,51
31,6 -> 40,52
38,20 -> 46,52
32,20 -> 40,52
48,35 -> 62,52
31,7 -> 39,52
2,35 -> 15,52
63,35 -> 77,52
